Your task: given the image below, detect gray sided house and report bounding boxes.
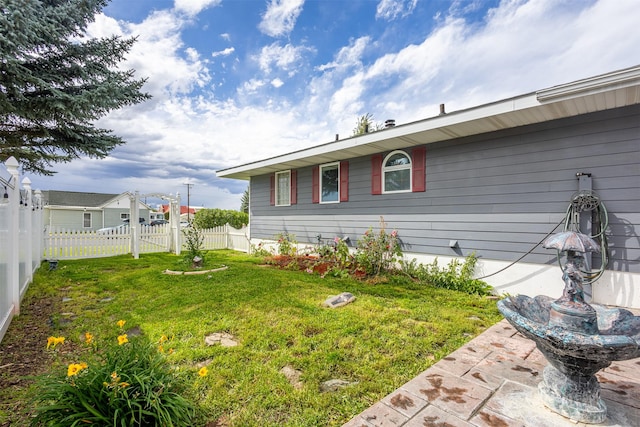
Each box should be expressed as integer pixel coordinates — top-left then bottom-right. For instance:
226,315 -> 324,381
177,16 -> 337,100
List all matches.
42,190 -> 153,231
217,66 -> 640,309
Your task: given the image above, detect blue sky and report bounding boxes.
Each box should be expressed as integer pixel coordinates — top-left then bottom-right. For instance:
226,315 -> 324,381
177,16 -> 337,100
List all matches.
25,0 -> 640,210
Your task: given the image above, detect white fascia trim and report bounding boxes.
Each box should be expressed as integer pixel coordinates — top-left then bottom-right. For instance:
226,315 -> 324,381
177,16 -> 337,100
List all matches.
537,65 -> 640,102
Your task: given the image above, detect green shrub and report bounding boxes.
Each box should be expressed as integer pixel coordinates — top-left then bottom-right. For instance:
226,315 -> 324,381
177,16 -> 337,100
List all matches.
275,232 -> 297,256
193,208 -> 248,229
31,321 -> 195,426
355,224 -> 402,276
399,253 -> 492,295
182,225 -> 205,265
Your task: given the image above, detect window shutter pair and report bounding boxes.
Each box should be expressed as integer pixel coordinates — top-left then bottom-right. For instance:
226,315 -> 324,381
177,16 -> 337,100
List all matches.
371,147 -> 426,194
312,162 -> 349,203
269,170 -> 297,206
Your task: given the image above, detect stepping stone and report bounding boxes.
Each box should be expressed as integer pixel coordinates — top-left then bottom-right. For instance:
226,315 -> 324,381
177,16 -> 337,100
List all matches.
320,379 -> 358,392
280,365 -> 303,389
205,332 -> 238,347
323,292 -> 355,308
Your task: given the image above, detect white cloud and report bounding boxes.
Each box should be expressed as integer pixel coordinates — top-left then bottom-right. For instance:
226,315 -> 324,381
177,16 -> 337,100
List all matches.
220,33 -> 231,41
88,11 -> 210,99
173,0 -> 221,17
212,47 -> 235,57
255,42 -> 309,74
376,0 -> 418,21
258,0 -> 304,37
317,36 -> 370,72
240,78 -> 267,93
271,78 -> 284,88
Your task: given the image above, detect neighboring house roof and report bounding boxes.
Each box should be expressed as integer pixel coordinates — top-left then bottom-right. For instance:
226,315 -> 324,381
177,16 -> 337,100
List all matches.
42,190 -> 120,207
160,204 -> 197,215
42,190 -> 154,211
217,65 -> 640,180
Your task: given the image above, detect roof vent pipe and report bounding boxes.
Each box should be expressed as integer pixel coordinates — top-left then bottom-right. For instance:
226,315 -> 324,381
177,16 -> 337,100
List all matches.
384,119 -> 395,128
439,104 -> 446,115
335,133 -> 339,141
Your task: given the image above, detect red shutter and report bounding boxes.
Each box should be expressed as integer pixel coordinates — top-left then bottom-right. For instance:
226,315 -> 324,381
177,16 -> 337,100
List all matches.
412,147 -> 426,192
371,154 -> 382,195
339,161 -> 349,202
270,175 -> 275,205
311,166 -> 319,203
290,170 -> 297,205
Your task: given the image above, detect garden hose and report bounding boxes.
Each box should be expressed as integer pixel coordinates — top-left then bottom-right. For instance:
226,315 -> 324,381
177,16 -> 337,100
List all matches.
560,190 -> 609,284
478,191 -> 609,281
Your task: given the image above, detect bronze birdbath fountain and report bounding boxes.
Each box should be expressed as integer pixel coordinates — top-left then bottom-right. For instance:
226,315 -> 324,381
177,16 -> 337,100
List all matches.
498,231 -> 640,424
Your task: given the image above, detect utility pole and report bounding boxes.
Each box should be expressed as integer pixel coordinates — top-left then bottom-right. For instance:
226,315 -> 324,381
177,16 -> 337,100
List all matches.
183,182 -> 193,223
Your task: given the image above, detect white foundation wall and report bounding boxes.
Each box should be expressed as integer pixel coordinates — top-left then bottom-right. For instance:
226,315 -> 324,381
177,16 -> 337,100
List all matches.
397,253 -> 640,310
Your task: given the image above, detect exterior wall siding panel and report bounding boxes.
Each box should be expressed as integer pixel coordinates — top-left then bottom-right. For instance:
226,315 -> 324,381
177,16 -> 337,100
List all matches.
249,106 -> 640,275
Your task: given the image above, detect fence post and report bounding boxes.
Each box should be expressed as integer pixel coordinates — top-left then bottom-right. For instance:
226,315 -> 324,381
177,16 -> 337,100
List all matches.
131,191 -> 140,259
22,177 -> 33,285
6,157 -> 20,315
173,193 -> 181,256
33,189 -> 43,269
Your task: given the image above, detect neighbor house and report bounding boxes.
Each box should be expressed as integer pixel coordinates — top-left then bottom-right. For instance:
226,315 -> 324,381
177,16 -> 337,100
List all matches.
217,65 -> 640,309
42,190 -> 155,231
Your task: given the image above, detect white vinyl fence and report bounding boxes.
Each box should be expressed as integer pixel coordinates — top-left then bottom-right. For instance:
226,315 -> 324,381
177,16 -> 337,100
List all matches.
44,223 -> 250,260
0,157 -> 43,343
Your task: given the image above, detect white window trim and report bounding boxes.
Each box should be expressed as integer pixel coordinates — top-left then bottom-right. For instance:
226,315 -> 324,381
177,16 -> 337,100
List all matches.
275,170 -> 291,207
320,162 -> 340,204
382,150 -> 412,194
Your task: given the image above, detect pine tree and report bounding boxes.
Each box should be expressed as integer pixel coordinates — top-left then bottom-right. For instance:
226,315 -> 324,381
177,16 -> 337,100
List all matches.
0,0 -> 150,175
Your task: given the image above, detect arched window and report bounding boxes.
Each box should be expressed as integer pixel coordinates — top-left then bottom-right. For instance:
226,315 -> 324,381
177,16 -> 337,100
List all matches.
383,150 -> 411,193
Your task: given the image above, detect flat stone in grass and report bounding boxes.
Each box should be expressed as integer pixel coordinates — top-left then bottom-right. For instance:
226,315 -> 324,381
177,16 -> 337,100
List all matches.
320,379 -> 359,392
205,332 -> 238,347
280,365 -> 303,389
323,292 -> 356,308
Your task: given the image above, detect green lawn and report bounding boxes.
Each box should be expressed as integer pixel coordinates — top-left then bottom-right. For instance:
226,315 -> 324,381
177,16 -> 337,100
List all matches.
3,250 -> 502,426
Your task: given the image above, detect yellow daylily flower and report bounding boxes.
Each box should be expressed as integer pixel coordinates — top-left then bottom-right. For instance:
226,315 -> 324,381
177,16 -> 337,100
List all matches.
47,336 -> 65,349
198,367 -> 208,377
116,319 -> 126,328
67,363 -> 86,377
117,334 -> 128,345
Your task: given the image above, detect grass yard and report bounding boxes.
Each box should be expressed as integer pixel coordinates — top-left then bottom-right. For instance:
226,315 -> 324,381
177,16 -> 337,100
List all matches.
0,250 -> 502,426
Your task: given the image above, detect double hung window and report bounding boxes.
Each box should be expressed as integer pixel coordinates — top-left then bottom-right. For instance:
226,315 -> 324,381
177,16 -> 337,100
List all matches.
83,212 -> 92,228
275,170 -> 291,206
320,163 -> 339,203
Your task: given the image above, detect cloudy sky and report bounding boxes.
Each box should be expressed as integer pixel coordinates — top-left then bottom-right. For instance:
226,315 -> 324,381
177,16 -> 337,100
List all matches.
24,0 -> 640,210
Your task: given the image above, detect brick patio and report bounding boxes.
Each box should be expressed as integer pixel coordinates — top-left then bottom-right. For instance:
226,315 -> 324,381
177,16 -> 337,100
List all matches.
343,318 -> 640,427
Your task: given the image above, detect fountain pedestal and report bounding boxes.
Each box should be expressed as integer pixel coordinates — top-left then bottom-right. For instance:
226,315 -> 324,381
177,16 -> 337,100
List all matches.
539,362 -> 607,423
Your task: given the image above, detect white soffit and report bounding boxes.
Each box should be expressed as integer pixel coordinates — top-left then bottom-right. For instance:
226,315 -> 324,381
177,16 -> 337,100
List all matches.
217,65 -> 640,180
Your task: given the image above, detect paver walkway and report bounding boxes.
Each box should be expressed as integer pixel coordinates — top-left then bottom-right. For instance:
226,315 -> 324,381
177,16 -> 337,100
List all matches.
343,318 -> 640,427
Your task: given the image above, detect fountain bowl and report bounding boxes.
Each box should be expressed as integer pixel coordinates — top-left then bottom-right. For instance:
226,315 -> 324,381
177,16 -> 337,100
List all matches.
498,295 -> 640,423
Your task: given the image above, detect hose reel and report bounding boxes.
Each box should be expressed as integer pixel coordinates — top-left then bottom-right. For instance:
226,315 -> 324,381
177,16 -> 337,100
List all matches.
562,190 -> 609,284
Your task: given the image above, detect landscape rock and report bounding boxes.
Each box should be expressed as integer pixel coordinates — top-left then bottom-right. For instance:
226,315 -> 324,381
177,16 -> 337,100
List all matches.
280,365 -> 303,389
323,292 -> 356,308
205,332 -> 239,347
320,379 -> 358,392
